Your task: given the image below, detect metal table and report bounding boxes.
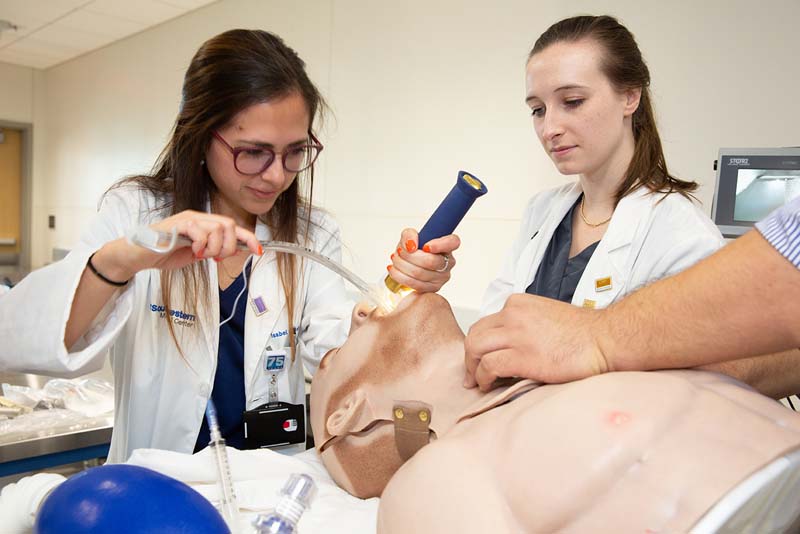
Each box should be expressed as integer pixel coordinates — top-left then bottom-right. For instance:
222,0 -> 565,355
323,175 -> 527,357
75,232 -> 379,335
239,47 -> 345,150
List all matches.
0,372 -> 113,477
0,418 -> 112,477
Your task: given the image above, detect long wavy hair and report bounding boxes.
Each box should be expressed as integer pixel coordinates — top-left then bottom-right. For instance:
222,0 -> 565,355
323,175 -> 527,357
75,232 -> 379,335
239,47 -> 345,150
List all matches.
530,15 -> 697,202
123,29 -> 326,357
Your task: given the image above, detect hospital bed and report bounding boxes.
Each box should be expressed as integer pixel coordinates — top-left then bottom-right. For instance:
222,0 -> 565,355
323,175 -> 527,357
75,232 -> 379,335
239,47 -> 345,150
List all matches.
3,441 -> 800,533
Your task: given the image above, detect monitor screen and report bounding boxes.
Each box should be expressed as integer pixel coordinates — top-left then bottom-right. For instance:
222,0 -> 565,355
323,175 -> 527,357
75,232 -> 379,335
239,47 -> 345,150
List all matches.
733,169 -> 800,222
712,149 -> 800,238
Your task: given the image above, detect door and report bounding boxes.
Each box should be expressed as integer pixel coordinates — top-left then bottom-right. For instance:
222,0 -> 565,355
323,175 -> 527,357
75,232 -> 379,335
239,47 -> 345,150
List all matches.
0,128 -> 22,270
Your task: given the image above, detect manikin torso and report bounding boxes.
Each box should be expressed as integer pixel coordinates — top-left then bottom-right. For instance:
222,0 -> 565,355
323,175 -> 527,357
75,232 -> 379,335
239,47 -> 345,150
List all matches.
310,294 -> 800,533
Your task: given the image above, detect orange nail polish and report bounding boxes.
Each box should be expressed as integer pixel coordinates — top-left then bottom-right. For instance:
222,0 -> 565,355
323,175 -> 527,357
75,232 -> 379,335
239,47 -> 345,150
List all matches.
423,244 -> 431,253
396,246 -> 403,255
195,251 -> 204,259
386,264 -> 392,271
213,257 -> 221,263
391,253 -> 395,260
405,240 -> 417,253
257,244 -> 263,255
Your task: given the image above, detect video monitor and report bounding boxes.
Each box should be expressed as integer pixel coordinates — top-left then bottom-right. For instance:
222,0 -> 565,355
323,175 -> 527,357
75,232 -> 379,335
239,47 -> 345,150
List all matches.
711,148 -> 800,238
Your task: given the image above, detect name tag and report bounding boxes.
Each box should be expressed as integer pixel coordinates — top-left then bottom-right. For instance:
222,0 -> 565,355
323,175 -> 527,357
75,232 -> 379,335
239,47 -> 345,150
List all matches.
595,276 -> 612,292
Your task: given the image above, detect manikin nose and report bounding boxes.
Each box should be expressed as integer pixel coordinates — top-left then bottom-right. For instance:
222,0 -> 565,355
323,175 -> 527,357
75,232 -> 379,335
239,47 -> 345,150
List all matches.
349,301 -> 380,333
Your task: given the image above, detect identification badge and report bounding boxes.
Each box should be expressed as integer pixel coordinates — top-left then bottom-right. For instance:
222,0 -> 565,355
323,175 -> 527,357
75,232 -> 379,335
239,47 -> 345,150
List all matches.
265,352 -> 286,372
261,349 -> 289,405
243,401 -> 306,449
595,276 -> 613,292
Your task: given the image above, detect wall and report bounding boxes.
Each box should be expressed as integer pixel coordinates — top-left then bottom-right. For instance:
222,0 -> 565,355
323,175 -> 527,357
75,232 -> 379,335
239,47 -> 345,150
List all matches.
0,62 -> 33,123
11,0 -> 800,310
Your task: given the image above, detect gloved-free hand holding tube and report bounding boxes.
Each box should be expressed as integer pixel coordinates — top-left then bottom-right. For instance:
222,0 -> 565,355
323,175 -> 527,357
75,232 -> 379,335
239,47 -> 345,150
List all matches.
383,170 -> 488,304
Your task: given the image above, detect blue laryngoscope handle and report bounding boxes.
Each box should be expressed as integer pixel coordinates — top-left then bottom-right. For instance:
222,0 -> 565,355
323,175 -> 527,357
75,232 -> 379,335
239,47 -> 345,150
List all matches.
417,171 -> 488,248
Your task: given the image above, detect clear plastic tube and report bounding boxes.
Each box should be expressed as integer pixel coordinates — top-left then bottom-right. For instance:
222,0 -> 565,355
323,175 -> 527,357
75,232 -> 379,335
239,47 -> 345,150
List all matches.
205,400 -> 240,533
127,225 -> 389,312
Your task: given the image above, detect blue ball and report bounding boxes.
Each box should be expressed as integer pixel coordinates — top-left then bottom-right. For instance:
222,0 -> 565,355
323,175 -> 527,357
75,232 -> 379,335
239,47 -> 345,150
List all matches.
35,464 -> 229,533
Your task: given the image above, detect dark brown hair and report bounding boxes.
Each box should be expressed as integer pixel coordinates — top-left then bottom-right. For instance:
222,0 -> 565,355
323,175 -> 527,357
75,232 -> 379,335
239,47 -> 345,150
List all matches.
123,29 -> 326,357
530,15 -> 697,202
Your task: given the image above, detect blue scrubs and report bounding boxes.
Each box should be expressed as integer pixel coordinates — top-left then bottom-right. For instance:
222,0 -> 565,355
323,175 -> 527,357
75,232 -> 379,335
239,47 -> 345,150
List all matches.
194,260 -> 251,452
526,197 -> 599,303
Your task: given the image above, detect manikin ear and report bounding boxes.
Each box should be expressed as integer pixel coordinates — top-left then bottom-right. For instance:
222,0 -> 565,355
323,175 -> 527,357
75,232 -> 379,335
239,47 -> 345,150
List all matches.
623,86 -> 642,118
326,389 -> 374,436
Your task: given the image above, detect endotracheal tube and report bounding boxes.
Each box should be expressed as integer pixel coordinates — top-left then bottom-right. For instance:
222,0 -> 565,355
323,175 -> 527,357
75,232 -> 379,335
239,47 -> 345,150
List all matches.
127,226 -> 388,312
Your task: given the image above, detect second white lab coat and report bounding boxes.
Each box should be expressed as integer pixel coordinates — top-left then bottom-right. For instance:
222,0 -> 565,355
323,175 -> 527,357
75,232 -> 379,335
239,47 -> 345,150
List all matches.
0,186 -> 352,462
481,182 -> 724,315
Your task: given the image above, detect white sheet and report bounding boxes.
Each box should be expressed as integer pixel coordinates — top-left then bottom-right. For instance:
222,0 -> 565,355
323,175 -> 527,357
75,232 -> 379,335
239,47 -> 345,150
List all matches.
0,447 -> 378,534
128,446 -> 378,533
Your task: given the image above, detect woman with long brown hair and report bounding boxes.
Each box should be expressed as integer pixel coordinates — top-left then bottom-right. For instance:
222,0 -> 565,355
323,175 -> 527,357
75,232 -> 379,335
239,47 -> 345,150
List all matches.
463,15 -> 725,389
3,29 -> 359,462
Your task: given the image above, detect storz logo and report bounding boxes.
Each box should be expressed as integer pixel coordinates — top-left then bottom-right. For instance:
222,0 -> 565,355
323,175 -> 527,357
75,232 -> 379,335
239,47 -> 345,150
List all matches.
728,157 -> 749,166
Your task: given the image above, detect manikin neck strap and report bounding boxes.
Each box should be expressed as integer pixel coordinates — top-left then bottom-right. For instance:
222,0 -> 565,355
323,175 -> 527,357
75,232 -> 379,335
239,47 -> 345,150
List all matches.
392,401 -> 433,461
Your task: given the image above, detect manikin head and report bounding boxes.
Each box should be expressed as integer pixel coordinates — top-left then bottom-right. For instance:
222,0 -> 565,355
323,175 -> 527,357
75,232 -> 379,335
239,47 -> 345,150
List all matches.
310,293 -> 483,498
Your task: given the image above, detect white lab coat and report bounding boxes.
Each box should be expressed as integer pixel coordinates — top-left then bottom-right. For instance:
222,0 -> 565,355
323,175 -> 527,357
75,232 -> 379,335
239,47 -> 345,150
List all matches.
0,185 -> 352,462
481,182 -> 724,315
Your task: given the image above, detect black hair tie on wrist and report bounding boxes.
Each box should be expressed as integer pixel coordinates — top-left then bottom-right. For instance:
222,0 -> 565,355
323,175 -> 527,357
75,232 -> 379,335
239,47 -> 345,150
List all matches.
87,252 -> 129,287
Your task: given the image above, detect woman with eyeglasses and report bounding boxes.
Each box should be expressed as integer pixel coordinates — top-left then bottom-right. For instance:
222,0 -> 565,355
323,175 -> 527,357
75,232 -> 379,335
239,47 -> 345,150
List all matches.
2,30 -> 370,462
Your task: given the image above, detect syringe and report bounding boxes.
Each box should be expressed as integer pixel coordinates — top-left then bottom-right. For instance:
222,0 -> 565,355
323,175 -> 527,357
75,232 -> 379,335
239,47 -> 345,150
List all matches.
205,400 -> 241,533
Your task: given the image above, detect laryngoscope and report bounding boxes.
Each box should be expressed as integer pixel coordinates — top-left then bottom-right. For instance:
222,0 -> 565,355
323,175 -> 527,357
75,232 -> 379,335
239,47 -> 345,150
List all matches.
379,170 -> 488,311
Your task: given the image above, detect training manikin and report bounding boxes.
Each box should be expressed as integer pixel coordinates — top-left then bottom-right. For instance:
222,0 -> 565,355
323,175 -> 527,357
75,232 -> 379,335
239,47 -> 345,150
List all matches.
310,293 -> 800,533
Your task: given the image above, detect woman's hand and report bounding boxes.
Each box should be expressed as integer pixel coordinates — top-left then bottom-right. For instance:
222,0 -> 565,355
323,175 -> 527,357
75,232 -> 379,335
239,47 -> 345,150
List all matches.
387,228 -> 461,293
93,210 -> 263,282
463,294 -> 610,391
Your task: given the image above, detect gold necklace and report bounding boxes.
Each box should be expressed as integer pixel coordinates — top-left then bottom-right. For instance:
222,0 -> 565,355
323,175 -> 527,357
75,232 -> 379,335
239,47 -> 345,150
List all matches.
579,197 -> 613,228
217,252 -> 246,281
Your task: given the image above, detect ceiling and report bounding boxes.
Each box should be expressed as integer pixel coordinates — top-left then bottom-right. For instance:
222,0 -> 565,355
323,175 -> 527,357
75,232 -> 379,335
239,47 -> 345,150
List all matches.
0,0 -> 218,69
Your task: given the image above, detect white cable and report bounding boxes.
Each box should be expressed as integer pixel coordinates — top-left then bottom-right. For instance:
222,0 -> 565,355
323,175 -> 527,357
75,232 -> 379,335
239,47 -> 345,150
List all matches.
219,258 -> 250,327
